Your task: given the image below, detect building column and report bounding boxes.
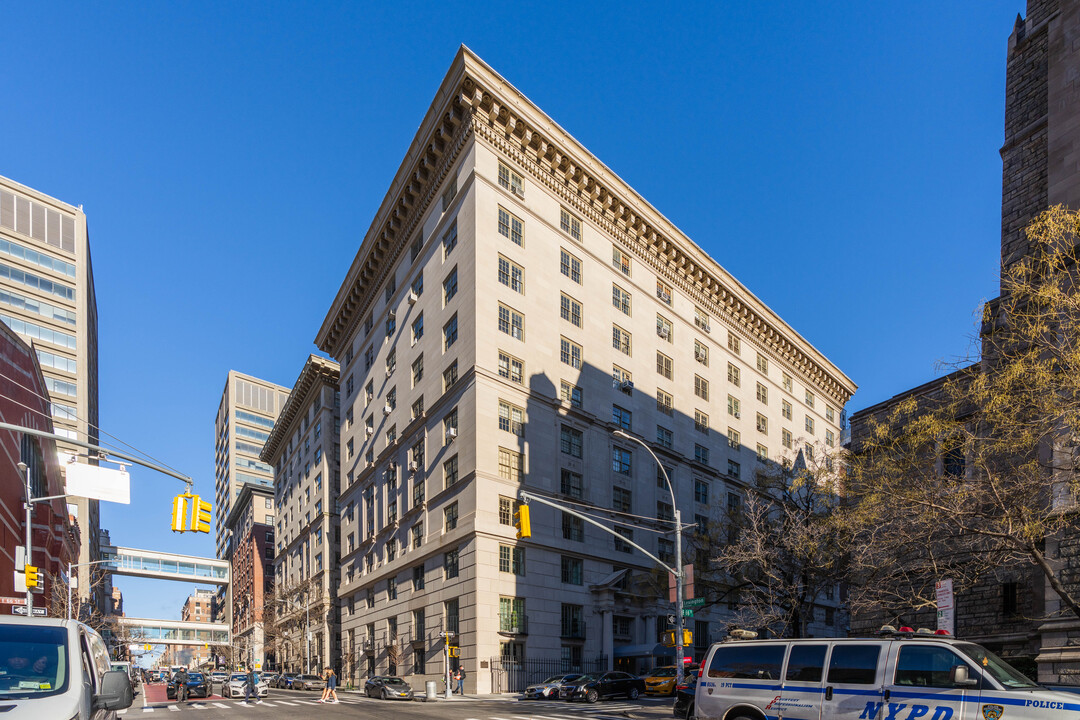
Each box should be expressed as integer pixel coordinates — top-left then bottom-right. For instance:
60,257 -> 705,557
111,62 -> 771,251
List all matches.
601,608 -> 613,671
645,615 -> 657,648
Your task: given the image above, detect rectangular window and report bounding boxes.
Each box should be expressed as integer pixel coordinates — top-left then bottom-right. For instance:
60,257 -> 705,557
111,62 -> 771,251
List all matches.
498,255 -> 524,292
498,447 -> 523,481
612,366 -> 632,395
560,207 -> 582,240
499,545 -> 525,575
728,363 -> 741,387
694,479 -> 709,504
561,556 -> 583,585
658,538 -> 675,563
498,304 -> 524,340
806,416 -> 815,434
413,565 -> 425,590
756,382 -> 768,403
657,315 -> 673,342
756,353 -> 768,374
756,444 -> 769,461
386,315 -> 396,339
386,348 -> 397,375
805,390 -> 815,408
498,162 -> 524,195
562,512 -> 584,542
560,248 -> 582,284
560,293 -> 582,327
560,380 -> 583,408
656,389 -> 673,416
783,373 -> 793,392
498,400 -> 525,436
728,459 -> 741,478
612,246 -> 631,276
656,425 -> 673,449
444,502 -> 458,531
412,355 -> 424,386
782,429 -> 792,449
782,399 -> 792,420
656,279 -> 672,305
694,374 -> 709,401
756,413 -> 768,434
560,469 -> 583,498
441,175 -> 457,211
612,284 -> 631,315
613,486 -> 632,513
560,425 -> 584,458
728,333 -> 741,354
444,408 -> 457,441
442,222 -> 457,258
657,501 -> 674,521
612,447 -> 632,476
387,577 -> 397,600
612,325 -> 632,355
385,276 -> 397,303
695,444 -> 710,465
412,522 -> 423,549
728,395 -> 741,418
498,351 -> 524,384
443,361 -> 458,391
499,597 -> 526,634
614,526 -> 633,553
695,340 -> 709,366
612,405 -> 632,431
499,496 -> 515,525
656,351 -> 673,380
443,455 -> 459,487
443,267 -> 458,304
560,337 -> 582,369
695,410 -> 709,434
497,207 -> 524,246
826,405 -> 835,423
826,429 -> 835,447
728,427 -> 740,449
695,307 -> 711,332
443,314 -> 458,350
444,548 -> 459,579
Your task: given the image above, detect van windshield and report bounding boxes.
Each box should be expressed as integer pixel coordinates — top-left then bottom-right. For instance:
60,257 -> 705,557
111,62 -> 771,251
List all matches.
0,624 -> 69,699
954,643 -> 1038,689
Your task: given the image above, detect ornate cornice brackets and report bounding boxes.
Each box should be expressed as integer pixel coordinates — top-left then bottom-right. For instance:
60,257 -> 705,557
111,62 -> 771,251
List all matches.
261,355 -> 341,464
457,74 -> 854,405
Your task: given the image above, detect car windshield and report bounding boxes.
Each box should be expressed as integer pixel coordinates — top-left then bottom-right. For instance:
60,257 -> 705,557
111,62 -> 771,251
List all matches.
300,675 -> 320,680
576,674 -> 598,682
230,674 -> 246,681
0,624 -> 69,699
385,678 -> 408,686
955,643 -> 1038,689
542,675 -> 564,683
188,673 -> 203,681
650,668 -> 677,677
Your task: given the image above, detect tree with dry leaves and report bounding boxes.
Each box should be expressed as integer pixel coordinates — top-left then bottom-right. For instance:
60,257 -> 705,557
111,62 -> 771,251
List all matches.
849,206 -> 1080,624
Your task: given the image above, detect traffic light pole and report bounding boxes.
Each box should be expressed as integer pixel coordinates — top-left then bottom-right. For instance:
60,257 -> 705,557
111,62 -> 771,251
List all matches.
20,462 -> 32,613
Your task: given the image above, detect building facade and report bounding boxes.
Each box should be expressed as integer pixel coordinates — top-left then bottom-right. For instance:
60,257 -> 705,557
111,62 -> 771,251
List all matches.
850,0 -> 1080,681
181,588 -> 220,623
260,355 -> 341,676
0,175 -> 101,613
317,48 -> 855,692
224,484 -> 275,670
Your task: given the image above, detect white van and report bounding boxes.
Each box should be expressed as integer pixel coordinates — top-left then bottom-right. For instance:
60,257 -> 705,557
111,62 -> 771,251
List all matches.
695,629 -> 1079,720
0,616 -> 133,719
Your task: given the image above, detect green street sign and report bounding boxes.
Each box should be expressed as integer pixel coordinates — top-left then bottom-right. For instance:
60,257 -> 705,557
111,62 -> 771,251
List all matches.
684,598 -> 705,608
682,609 -> 694,618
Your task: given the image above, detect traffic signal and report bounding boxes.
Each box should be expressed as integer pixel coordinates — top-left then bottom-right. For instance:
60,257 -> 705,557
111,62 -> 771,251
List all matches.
448,646 -> 459,658
24,565 -> 39,589
172,493 -> 191,532
191,496 -> 212,534
513,504 -> 531,539
662,629 -> 693,647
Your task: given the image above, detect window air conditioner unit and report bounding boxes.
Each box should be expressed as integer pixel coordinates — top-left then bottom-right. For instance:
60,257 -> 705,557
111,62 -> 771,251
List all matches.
658,290 -> 671,303
618,380 -> 634,392
386,368 -> 394,378
388,309 -> 396,320
365,426 -> 374,436
696,350 -> 707,363
383,404 -> 393,416
701,322 -> 711,333
657,326 -> 669,339
408,461 -> 418,472
407,291 -> 418,305
733,411 -> 741,419
446,427 -> 458,442
389,461 -> 398,472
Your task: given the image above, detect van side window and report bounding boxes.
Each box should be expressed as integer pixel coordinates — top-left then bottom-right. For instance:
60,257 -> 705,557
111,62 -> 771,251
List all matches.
827,645 -> 880,685
896,646 -> 971,688
707,644 -> 786,680
785,644 -> 827,683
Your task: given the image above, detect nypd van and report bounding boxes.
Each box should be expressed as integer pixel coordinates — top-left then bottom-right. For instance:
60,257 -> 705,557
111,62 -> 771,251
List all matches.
694,628 -> 1078,720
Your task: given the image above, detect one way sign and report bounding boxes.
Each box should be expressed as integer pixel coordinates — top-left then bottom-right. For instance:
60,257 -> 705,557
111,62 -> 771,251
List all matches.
11,605 -> 47,617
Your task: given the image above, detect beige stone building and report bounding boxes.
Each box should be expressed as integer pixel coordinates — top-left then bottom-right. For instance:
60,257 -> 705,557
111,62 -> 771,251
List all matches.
260,355 -> 341,676
0,175 -> 102,614
316,48 -> 855,692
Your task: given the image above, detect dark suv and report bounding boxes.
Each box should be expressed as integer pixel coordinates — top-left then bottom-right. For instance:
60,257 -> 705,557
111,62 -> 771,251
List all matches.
560,672 -> 645,703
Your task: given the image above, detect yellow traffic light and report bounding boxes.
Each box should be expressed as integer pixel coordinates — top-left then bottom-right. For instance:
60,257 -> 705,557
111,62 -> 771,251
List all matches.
172,493 -> 191,532
24,565 -> 39,589
191,496 -> 212,534
514,504 -> 531,539
662,629 -> 693,647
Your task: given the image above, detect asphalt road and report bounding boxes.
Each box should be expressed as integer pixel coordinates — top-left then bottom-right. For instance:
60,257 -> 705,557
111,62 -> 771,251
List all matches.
121,684 -> 677,719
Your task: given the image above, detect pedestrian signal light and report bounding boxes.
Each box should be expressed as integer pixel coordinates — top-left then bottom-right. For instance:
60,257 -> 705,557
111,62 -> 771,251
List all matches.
172,493 -> 192,532
662,629 -> 693,647
448,646 -> 459,657
191,496 -> 212,534
513,504 -> 531,539
24,565 -> 39,589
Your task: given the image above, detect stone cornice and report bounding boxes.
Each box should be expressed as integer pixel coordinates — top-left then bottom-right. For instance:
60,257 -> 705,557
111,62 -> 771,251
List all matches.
261,354 -> 340,464
316,46 -> 856,405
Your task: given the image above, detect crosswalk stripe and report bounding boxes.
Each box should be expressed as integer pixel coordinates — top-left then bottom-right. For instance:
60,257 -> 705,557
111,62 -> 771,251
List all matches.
168,707 -> 179,712
212,702 -> 228,708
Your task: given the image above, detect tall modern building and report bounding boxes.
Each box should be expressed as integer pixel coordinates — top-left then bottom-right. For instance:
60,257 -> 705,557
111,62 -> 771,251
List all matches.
213,370 -> 288,559
260,354 -> 341,676
317,48 -> 855,692
0,175 -> 101,613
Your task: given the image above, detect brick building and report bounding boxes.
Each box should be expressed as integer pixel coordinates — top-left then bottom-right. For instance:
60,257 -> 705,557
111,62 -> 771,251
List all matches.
850,0 -> 1080,681
224,483 -> 275,670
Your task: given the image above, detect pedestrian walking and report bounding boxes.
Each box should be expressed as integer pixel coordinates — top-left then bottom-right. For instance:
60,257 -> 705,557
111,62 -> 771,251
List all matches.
243,668 -> 262,704
327,668 -> 339,703
456,665 -> 465,695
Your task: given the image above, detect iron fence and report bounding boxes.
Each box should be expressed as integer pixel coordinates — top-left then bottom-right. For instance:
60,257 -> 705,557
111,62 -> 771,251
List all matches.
489,655 -> 608,694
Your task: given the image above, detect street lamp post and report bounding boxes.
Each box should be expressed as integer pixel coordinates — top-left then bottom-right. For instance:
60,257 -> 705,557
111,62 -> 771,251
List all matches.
613,430 -> 685,683
18,462 -> 32,613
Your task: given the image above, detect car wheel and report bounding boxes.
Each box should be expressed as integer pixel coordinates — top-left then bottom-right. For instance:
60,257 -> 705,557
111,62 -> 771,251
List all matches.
586,689 -> 599,704
628,688 -> 640,700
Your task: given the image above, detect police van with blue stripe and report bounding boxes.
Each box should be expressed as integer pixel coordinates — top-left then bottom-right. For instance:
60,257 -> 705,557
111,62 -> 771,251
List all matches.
693,627 -> 1076,720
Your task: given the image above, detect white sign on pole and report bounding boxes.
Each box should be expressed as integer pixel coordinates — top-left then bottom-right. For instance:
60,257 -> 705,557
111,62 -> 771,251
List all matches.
65,463 -> 131,504
936,579 -> 955,635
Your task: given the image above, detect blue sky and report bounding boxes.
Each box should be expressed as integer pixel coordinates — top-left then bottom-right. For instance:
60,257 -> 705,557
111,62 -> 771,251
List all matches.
0,1 -> 1024,622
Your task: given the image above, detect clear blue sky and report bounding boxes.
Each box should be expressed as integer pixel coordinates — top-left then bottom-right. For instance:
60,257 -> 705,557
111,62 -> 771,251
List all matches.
0,1 -> 1024,622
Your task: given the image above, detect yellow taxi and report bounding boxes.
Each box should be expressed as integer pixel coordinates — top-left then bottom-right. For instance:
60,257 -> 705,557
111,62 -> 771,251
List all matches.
643,666 -> 678,696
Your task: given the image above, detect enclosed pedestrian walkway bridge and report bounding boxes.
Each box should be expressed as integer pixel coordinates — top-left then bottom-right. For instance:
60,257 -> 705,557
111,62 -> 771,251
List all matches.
101,545 -> 229,585
116,617 -> 229,646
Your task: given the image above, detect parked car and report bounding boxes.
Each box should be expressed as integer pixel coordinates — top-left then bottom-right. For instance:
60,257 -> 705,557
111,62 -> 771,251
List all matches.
0,616 -> 133,719
672,668 -> 700,719
275,673 -> 297,689
523,674 -> 582,700
560,672 -> 645,703
294,674 -> 325,691
364,676 -> 415,700
223,673 -> 268,698
261,673 -> 279,689
643,666 -> 678,696
166,671 -> 209,700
